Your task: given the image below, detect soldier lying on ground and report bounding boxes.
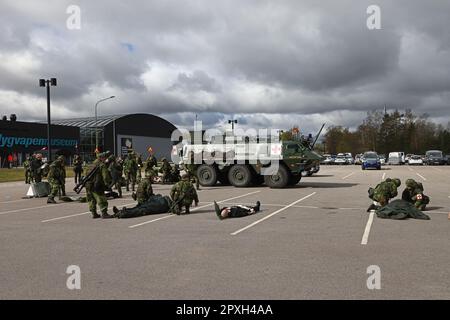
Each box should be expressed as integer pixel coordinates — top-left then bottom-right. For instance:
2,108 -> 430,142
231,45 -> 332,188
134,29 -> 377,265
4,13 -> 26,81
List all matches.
401,179 -> 430,211
214,201 -> 261,220
367,178 -> 401,212
112,194 -> 173,218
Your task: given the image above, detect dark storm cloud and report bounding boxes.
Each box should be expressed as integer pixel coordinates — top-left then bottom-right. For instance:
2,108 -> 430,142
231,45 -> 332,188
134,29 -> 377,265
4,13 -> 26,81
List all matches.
0,0 -> 449,128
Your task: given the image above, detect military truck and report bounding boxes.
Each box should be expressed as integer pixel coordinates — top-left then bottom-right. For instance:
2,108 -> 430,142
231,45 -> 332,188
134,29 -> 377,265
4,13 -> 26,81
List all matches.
173,130 -> 323,188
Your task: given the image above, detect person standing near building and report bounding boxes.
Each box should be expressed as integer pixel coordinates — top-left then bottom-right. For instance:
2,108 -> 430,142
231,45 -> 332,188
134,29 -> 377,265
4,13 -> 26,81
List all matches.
59,155 -> 67,197
31,153 -> 43,183
85,152 -> 113,219
7,154 -> 13,169
185,151 -> 200,190
73,154 -> 83,184
136,153 -> 143,184
23,156 -> 32,184
125,152 -> 138,191
144,150 -> 158,179
108,154 -> 123,198
159,158 -> 172,184
47,156 -> 65,204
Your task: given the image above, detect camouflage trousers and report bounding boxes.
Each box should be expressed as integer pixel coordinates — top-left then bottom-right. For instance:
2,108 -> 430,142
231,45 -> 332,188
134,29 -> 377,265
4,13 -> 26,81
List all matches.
126,172 -> 137,191
87,191 -> 108,213
48,178 -> 61,198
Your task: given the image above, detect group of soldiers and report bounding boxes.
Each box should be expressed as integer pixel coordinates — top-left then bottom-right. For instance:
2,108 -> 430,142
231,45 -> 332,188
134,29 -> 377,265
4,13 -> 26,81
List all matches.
23,153 -> 45,184
367,177 -> 430,212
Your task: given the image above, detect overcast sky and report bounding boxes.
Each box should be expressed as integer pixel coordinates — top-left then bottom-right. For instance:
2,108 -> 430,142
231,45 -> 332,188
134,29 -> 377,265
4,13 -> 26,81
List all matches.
1,0 -> 449,133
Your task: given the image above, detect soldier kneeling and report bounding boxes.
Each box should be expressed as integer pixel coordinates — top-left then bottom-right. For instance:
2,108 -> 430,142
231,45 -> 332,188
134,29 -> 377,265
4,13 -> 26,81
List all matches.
367,178 -> 401,212
402,179 -> 430,211
214,201 -> 261,220
170,174 -> 198,214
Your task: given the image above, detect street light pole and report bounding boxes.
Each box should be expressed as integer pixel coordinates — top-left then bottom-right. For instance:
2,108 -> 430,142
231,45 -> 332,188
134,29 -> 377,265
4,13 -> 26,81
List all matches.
94,96 -> 115,152
228,119 -> 238,131
39,78 -> 57,162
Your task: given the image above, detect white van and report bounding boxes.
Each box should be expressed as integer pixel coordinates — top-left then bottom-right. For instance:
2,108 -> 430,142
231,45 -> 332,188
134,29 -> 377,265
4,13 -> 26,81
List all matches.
388,152 -> 405,165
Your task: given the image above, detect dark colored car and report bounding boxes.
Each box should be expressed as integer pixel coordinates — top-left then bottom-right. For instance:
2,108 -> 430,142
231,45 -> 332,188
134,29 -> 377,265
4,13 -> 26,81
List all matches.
425,150 -> 446,165
362,152 -> 381,170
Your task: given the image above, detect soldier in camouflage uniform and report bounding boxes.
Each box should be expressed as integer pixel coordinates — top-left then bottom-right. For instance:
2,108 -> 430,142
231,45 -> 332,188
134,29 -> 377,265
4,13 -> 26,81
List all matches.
47,156 -> 65,204
132,173 -> 154,205
30,153 -> 44,183
24,156 -> 33,184
171,164 -> 181,183
160,158 -> 172,184
144,153 -> 158,178
85,152 -> 114,219
170,174 -> 199,214
58,156 -> 67,197
73,154 -> 83,184
125,152 -> 138,191
402,179 -> 430,211
185,151 -> 200,190
367,178 -> 401,211
108,154 -> 123,198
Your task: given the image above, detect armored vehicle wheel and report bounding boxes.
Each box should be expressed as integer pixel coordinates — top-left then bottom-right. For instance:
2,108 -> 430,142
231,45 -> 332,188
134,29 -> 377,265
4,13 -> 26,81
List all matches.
289,174 -> 302,185
228,165 -> 253,187
264,165 -> 289,188
197,164 -> 218,186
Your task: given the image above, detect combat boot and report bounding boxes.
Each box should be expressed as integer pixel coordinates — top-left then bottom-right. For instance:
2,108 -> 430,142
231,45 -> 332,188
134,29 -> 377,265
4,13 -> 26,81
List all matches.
185,206 -> 190,214
47,197 -> 56,204
132,192 -> 137,201
101,209 -> 114,219
92,211 -> 101,219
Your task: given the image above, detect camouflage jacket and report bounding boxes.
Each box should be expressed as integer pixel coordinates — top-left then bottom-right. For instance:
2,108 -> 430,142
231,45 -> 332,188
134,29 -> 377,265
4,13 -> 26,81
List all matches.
47,161 -> 64,184
144,156 -> 157,172
170,180 -> 199,206
85,160 -> 112,193
160,161 -> 172,173
373,181 -> 398,200
136,177 -> 154,204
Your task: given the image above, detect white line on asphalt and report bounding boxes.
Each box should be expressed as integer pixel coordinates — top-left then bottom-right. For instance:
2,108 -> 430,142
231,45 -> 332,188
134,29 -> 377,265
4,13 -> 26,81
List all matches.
0,198 -> 31,204
416,173 -> 427,181
230,192 -> 316,236
41,202 -> 137,222
381,172 -> 386,180
342,172 -> 354,180
128,190 -> 261,229
0,204 -> 61,215
361,210 -> 375,245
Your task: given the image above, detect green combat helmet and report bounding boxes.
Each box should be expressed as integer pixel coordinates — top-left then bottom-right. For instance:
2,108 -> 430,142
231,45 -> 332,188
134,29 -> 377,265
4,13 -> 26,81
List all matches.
392,178 -> 401,187
405,179 -> 415,189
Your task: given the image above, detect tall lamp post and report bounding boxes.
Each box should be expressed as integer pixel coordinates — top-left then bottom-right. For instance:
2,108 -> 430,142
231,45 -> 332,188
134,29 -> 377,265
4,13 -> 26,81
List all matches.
39,78 -> 57,162
94,96 -> 115,153
228,119 -> 237,131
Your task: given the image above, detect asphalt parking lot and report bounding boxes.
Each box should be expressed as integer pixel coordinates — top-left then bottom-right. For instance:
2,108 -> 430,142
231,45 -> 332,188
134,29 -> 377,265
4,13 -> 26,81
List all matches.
0,165 -> 449,299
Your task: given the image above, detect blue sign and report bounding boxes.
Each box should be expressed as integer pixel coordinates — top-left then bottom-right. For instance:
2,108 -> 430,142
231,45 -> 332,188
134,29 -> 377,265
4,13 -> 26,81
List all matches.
0,134 -> 78,148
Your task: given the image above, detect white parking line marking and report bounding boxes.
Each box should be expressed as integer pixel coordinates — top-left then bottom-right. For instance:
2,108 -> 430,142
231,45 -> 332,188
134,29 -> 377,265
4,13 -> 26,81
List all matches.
41,202 -> 137,222
0,204 -> 61,215
342,172 -> 354,180
0,198 -> 31,204
416,173 -> 427,181
381,172 -> 386,180
128,191 -> 261,229
231,192 -> 316,236
361,210 -> 375,245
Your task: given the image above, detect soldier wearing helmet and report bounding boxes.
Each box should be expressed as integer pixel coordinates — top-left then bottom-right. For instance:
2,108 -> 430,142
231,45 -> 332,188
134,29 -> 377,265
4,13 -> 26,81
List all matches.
401,179 -> 430,211
367,177 -> 401,211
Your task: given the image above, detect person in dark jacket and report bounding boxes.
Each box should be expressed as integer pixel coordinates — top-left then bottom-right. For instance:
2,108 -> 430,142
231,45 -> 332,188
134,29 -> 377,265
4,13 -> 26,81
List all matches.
214,201 -> 261,220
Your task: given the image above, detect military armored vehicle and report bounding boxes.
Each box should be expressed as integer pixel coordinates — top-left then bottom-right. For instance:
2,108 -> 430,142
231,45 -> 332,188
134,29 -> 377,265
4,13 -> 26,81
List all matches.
173,126 -> 324,188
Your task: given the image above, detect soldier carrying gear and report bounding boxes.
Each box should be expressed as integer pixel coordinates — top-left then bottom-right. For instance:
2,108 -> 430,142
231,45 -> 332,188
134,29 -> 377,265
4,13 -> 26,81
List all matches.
367,177 -> 401,212
47,157 -> 65,204
132,174 -> 154,205
160,158 -> 172,184
170,174 -> 199,215
84,152 -> 114,219
30,153 -> 44,183
184,151 -> 200,190
73,154 -> 83,184
108,154 -> 123,198
402,179 -> 430,211
57,155 -> 67,197
144,153 -> 158,178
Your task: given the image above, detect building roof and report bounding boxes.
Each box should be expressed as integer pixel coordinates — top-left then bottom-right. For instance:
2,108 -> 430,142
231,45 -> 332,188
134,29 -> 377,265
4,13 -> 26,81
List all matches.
51,114 -> 124,128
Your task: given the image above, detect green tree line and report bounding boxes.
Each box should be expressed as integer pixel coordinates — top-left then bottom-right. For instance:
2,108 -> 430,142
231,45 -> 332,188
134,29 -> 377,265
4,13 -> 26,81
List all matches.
323,110 -> 450,155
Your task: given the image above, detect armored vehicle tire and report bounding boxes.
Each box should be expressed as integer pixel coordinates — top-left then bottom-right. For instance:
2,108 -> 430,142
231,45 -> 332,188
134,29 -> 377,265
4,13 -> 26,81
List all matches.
289,174 -> 302,185
228,165 -> 253,187
197,164 -> 218,186
264,165 -> 290,188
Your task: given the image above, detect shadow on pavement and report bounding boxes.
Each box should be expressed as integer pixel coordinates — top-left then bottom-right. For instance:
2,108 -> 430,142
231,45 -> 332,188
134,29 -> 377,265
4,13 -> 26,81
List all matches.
288,182 -> 358,189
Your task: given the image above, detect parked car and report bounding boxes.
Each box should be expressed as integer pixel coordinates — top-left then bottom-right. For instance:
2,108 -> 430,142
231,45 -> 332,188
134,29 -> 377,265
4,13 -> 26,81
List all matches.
334,154 -> 347,165
405,154 -> 413,164
425,150 -> 446,165
379,154 -> 386,165
354,154 -> 363,165
446,155 -> 450,165
361,151 -> 381,170
408,155 -> 423,165
345,154 -> 354,164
